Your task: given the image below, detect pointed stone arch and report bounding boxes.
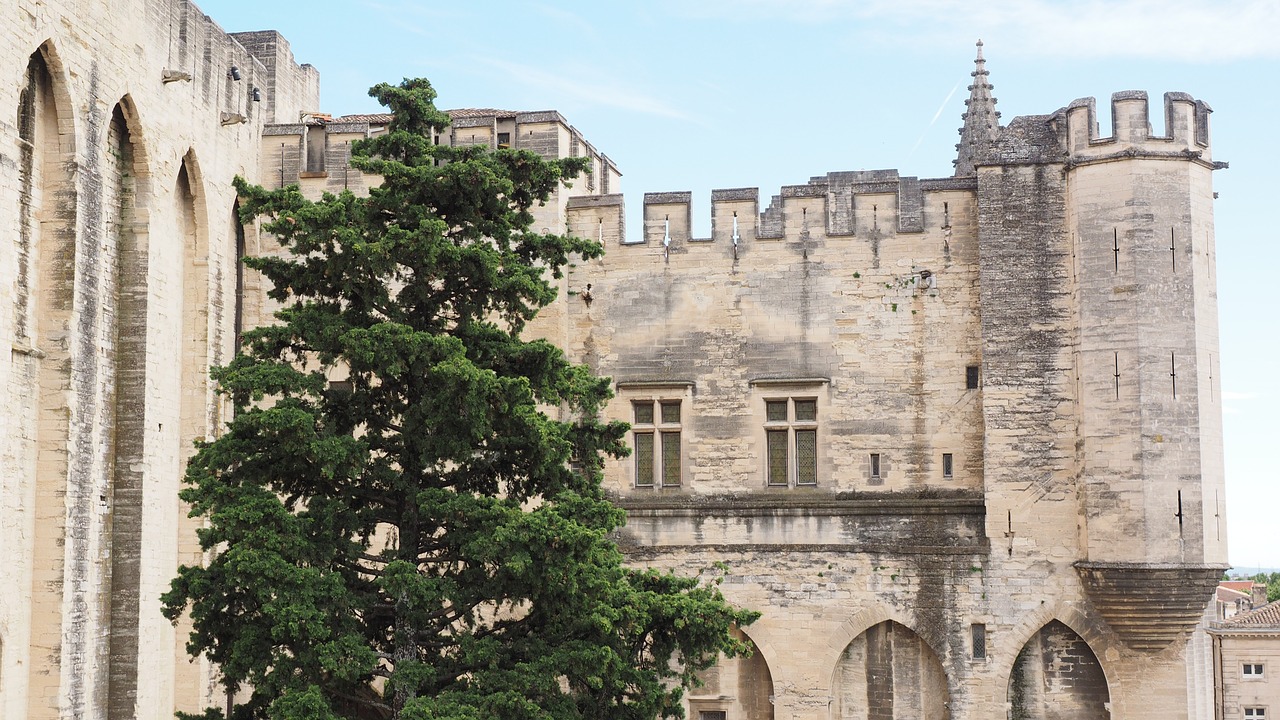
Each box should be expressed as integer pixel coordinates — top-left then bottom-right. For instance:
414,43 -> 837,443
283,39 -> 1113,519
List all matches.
232,199 -> 246,352
826,603 -> 952,673
104,95 -> 155,210
831,620 -> 952,720
174,148 -> 214,715
1006,620 -> 1111,720
996,603 -> 1118,687
691,626 -> 776,720
13,40 -> 78,342
176,148 -> 212,454
174,148 -> 213,473
16,39 -> 80,720
103,92 -> 154,720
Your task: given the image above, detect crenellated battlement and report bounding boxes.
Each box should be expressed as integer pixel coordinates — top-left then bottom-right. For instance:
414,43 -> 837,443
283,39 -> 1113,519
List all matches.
566,193 -> 627,246
576,171 -> 978,256
1056,91 -> 1213,166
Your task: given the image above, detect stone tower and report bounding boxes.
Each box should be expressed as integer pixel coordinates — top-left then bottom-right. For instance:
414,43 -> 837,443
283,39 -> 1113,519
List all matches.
1062,91 -> 1228,715
970,47 -> 1229,718
975,77 -> 1228,646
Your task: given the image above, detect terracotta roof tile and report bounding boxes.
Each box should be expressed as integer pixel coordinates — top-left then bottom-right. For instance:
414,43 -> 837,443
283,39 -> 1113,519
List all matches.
1221,580 -> 1261,593
1223,600 -> 1280,627
1218,586 -> 1250,602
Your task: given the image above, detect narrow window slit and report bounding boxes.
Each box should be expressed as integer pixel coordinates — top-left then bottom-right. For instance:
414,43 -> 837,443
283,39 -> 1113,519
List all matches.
1175,489 -> 1184,536
1113,351 -> 1121,400
732,212 -> 740,260
1170,227 -> 1177,272
663,215 -> 671,262
1209,353 -> 1215,401
1215,489 -> 1222,542
1112,228 -> 1120,272
1170,352 -> 1177,397
1006,510 -> 1014,556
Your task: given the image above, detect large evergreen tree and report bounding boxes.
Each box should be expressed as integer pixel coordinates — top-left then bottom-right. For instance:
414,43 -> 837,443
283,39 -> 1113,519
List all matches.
163,78 -> 754,720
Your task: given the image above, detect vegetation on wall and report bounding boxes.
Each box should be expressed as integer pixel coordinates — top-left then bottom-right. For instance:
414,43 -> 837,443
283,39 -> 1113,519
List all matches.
162,77 -> 755,720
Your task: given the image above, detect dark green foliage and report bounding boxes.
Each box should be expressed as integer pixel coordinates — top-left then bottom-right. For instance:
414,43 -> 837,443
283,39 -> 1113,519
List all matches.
163,78 -> 755,720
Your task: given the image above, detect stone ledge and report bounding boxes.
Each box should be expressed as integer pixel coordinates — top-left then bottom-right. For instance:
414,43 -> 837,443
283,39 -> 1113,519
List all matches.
614,492 -> 987,550
620,543 -> 987,557
614,490 -> 983,514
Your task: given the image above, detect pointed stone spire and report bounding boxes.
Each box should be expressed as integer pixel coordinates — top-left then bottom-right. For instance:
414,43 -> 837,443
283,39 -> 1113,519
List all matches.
954,39 -> 1001,176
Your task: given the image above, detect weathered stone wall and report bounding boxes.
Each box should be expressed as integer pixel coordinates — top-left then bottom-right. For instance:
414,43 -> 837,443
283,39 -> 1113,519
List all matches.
566,174 -> 985,499
557,90 -> 1225,719
0,1 -> 318,717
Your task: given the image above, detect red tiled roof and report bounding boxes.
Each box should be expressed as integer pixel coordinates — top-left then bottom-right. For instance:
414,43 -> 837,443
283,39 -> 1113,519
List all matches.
1222,600 -> 1280,627
1221,580 -> 1261,593
1218,586 -> 1250,602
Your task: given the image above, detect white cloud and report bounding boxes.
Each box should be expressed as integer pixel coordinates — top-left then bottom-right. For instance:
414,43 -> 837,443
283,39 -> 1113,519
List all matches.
1222,391 -> 1257,401
676,0 -> 1280,61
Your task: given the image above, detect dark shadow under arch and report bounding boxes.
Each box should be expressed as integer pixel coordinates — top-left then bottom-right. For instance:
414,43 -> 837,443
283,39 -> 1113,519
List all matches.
832,620 -> 951,720
233,200 -> 246,352
692,626 -> 775,720
104,95 -> 152,720
1007,620 -> 1110,720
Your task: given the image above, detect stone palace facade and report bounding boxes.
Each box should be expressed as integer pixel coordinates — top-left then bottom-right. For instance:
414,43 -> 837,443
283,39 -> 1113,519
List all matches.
1,2 -> 1228,718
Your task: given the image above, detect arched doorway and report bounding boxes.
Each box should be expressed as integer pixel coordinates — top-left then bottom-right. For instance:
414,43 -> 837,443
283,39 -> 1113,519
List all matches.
691,628 -> 774,720
832,620 -> 951,720
1007,620 -> 1110,720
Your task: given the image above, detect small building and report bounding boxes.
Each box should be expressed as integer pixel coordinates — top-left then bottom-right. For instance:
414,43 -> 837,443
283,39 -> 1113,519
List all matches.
1220,584 -> 1260,620
1222,581 -> 1272,609
1211,601 -> 1280,720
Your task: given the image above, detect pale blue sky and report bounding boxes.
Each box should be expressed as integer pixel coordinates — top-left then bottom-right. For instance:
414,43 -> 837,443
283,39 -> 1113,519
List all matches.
200,0 -> 1280,570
